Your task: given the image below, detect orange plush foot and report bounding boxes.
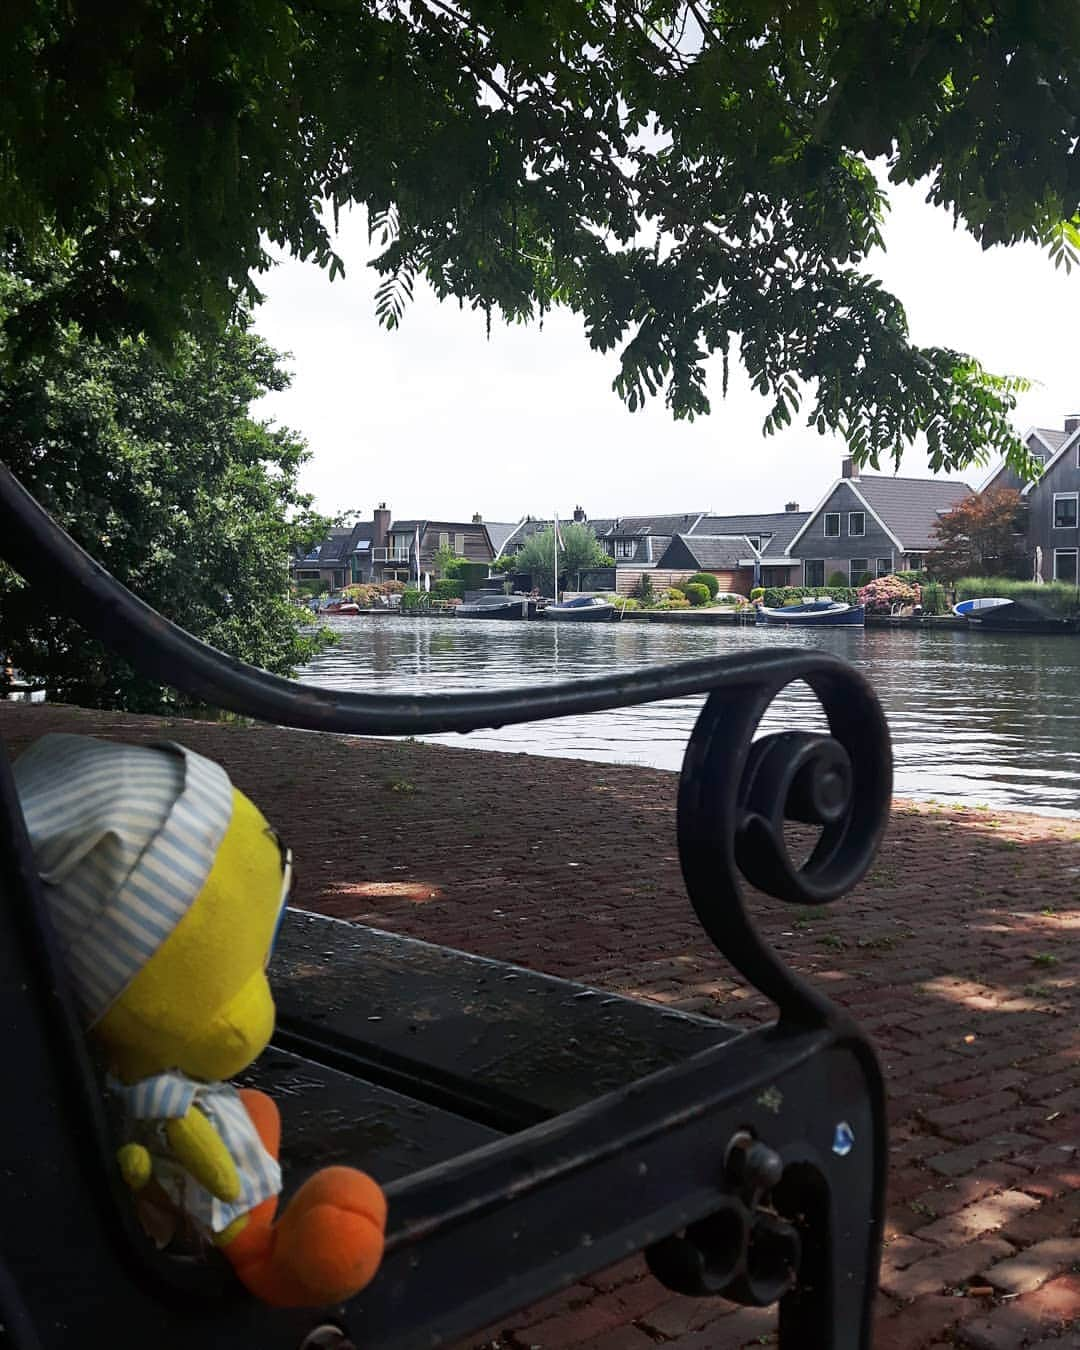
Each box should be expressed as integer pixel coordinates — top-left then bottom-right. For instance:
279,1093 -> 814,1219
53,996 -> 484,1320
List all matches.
274,1167 -> 387,1306
222,1165 -> 387,1308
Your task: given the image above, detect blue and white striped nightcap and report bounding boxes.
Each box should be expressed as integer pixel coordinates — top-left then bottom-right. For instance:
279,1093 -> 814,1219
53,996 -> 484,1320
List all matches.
14,733 -> 234,1026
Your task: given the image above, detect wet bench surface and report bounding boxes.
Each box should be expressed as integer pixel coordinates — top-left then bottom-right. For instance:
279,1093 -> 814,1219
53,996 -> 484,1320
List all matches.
249,909 -> 740,1184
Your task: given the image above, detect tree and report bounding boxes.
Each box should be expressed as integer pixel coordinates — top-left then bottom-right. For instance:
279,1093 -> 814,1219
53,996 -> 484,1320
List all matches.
512,524 -> 613,594
0,266 -> 332,711
928,489 -> 1030,582
5,4 -> 1080,475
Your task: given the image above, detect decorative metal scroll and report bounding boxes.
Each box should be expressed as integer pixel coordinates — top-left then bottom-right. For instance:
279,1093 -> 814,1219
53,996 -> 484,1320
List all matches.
0,462 -> 892,1027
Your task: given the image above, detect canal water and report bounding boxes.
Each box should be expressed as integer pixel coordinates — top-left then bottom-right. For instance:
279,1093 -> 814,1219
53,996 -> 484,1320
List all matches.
299,617 -> 1080,816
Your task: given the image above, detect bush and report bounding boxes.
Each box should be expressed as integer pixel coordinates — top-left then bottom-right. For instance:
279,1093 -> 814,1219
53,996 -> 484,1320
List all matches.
380,579 -> 405,594
602,594 -> 638,611
431,578 -> 466,601
687,571 -> 720,598
827,570 -> 848,588
750,587 -> 765,601
632,572 -> 655,603
858,575 -> 920,614
682,582 -> 710,606
894,569 -> 927,585
921,580 -> 948,615
655,597 -> 690,610
454,561 -> 490,588
955,577 -> 1079,615
401,587 -> 424,611
662,586 -> 688,601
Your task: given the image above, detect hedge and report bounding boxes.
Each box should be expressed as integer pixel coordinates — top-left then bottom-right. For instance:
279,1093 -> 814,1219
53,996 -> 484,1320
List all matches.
682,582 -> 710,606
955,577 -> 1079,615
431,578 -> 466,601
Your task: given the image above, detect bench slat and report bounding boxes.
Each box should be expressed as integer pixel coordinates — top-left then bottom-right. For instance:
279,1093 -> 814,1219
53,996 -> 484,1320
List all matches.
271,911 -> 739,1128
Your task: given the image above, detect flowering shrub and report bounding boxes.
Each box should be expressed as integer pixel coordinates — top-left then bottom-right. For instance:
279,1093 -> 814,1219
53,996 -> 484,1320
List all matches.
858,575 -> 921,613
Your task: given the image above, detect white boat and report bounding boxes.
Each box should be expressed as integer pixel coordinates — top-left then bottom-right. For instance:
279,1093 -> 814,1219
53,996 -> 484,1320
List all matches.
542,597 -> 617,622
755,599 -> 865,627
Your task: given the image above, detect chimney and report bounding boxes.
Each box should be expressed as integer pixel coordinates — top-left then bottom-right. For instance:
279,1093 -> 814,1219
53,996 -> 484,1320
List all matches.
373,502 -> 390,550
842,456 -> 859,480
472,511 -> 482,524
1065,415 -> 1080,436
785,501 -> 799,512
573,505 -> 586,522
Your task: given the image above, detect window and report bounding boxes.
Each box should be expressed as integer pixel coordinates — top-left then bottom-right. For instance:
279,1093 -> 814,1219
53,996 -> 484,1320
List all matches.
804,559 -> 825,586
849,558 -> 869,585
615,539 -> 636,558
876,557 -> 892,577
848,511 -> 866,537
746,535 -> 760,550
824,513 -> 840,538
455,532 -> 465,554
1054,549 -> 1078,583
439,531 -> 450,550
1053,493 -> 1078,529
906,553 -> 924,572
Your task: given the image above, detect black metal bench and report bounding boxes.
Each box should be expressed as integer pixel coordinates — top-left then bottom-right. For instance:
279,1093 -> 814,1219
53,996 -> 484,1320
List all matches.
0,465 -> 892,1349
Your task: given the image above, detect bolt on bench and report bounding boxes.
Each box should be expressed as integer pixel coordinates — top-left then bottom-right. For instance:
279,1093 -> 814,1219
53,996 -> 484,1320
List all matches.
0,465 -> 891,1349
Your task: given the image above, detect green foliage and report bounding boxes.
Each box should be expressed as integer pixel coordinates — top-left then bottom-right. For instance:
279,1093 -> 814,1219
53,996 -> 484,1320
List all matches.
827,570 -> 849,588
601,594 -> 638,611
749,587 -> 765,601
632,572 -> 655,604
687,572 -> 720,598
921,581 -> 948,616
454,561 -> 490,588
401,587 -> 424,612
5,3 -> 1077,474
0,267 -> 331,712
682,582 -> 710,606
955,577 -> 1079,615
492,554 -> 519,574
511,522 -> 612,593
431,546 -> 461,578
295,579 -> 330,599
763,586 -> 857,607
654,596 -> 690,610
894,569 -> 928,585
431,578 -> 466,601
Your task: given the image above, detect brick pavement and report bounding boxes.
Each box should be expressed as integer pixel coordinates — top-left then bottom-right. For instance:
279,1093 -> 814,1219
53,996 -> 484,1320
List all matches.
2,703 -> 1078,1348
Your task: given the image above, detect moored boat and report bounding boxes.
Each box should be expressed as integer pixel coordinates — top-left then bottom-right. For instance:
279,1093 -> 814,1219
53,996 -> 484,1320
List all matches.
543,596 -> 617,622
953,597 -> 1078,634
321,599 -> 361,615
457,594 -> 534,619
755,598 -> 865,627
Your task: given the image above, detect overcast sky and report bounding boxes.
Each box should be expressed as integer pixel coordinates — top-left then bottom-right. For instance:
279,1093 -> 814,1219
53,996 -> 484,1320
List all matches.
253,179 -> 1079,525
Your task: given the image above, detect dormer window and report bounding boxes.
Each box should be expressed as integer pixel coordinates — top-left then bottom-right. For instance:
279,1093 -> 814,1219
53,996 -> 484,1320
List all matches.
615,539 -> 636,558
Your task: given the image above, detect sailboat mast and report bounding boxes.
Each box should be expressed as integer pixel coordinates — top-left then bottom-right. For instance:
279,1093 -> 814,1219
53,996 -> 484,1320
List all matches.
553,511 -> 559,601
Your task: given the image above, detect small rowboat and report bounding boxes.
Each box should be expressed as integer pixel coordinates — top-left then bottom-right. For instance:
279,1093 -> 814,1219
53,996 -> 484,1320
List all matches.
755,599 -> 865,627
953,598 -> 1078,634
543,596 -> 617,622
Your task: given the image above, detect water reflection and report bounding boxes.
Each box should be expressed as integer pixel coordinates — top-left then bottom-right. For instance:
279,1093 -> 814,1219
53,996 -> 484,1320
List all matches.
299,617 -> 1080,816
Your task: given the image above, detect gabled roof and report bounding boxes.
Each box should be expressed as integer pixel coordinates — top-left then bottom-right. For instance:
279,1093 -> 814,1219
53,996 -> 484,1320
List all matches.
855,476 -> 972,550
1022,423 -> 1080,496
980,427 -> 1061,492
388,519 -> 426,532
596,512 -> 707,537
691,512 -> 809,556
785,475 -> 971,554
302,524 -> 370,565
484,522 -> 519,555
667,534 -> 757,570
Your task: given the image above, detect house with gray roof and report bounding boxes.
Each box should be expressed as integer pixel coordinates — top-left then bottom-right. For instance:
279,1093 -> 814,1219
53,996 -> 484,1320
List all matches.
979,416 -> 1080,584
783,458 -> 972,586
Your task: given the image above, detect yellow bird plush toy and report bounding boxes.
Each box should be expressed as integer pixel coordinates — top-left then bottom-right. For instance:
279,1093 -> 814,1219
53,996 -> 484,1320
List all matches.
14,732 -> 387,1308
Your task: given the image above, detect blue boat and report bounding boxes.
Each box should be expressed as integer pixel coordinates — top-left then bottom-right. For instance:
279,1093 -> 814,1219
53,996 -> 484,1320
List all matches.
755,599 -> 865,627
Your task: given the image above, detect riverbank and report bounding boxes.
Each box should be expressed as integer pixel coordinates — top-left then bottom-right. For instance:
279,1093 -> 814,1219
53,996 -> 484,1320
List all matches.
1,702 -> 1077,1350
